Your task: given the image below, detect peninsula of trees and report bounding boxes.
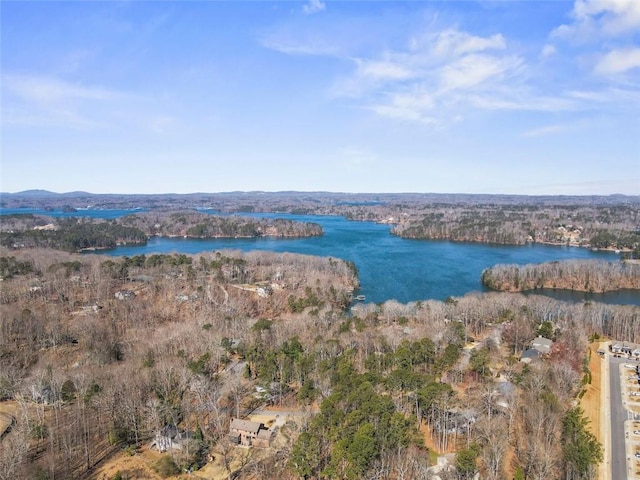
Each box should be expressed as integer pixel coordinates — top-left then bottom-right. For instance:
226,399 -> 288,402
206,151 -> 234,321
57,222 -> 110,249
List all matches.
482,259 -> 640,293
0,211 -> 323,253
118,211 -> 323,239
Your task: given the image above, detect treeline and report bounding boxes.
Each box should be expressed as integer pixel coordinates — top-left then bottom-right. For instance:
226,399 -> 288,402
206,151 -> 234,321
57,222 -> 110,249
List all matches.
118,211 -> 323,238
482,259 -> 640,293
0,218 -> 147,252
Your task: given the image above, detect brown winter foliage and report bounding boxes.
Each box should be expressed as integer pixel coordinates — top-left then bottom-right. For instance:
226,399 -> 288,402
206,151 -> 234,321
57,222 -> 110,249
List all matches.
0,245 -> 636,479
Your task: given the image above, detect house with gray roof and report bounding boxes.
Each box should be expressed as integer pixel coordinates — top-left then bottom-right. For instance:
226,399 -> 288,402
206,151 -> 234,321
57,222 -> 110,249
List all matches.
520,336 -> 554,363
228,418 -> 273,448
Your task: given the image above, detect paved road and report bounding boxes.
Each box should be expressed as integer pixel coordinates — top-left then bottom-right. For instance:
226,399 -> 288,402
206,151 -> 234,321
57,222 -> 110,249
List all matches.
610,356 -> 630,480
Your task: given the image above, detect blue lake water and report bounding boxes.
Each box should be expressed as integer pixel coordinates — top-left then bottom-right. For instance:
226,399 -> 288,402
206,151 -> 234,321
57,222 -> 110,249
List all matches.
2,208 -> 636,305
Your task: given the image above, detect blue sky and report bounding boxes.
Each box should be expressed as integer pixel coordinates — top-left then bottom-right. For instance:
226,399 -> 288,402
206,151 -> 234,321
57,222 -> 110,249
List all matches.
1,0 -> 639,195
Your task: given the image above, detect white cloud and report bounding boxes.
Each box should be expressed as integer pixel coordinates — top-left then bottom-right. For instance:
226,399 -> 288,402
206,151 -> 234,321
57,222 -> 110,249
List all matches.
1,74 -> 129,129
303,0 -> 326,15
567,87 -> 640,106
439,54 -> 521,91
594,47 -> 640,75
572,0 -> 640,36
553,0 -> 640,40
522,124 -> 570,138
2,74 -> 121,104
369,89 -> 437,124
267,12 -> 635,128
541,44 -> 557,58
467,94 -> 577,112
260,32 -> 340,56
327,27 -> 528,125
431,29 -> 506,57
356,59 -> 413,81
0,73 -> 184,133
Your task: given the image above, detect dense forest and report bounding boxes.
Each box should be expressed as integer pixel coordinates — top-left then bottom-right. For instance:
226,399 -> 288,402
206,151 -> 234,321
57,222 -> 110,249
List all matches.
1,244 -> 633,479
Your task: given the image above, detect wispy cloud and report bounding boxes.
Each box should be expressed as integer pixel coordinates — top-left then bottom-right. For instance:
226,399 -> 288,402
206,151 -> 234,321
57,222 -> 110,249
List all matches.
369,89 -> 437,125
429,29 -> 506,58
303,0 -> 326,15
594,47 -> 640,75
0,73 -> 175,132
439,54 -> 521,91
3,74 -> 122,104
260,32 -> 341,57
331,28 -> 532,125
522,124 -> 570,138
355,59 -> 413,81
1,74 -> 128,129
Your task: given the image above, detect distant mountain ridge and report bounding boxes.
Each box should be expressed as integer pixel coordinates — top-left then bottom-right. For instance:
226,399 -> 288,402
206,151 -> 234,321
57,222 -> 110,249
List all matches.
1,190 -> 639,210
10,189 -> 60,196
1,190 -> 97,196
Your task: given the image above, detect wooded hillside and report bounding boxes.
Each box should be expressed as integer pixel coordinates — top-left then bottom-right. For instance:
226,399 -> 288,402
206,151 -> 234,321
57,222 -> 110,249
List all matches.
1,245 -> 632,479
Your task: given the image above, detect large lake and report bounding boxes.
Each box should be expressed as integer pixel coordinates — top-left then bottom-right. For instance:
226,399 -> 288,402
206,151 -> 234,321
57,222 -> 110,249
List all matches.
3,208 -> 635,305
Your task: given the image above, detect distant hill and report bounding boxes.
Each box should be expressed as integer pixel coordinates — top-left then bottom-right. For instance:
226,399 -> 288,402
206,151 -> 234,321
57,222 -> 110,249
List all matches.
11,189 -> 60,196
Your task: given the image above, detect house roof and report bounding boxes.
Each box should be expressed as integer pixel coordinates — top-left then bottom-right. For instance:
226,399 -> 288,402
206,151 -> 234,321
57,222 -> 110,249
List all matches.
257,429 -> 272,440
230,418 -> 263,434
158,425 -> 179,438
531,336 -> 553,348
520,348 -> 542,362
531,336 -> 553,354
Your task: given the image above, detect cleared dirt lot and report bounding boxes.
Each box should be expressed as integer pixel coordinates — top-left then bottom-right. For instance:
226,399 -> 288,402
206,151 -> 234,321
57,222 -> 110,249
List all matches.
580,343 -> 603,445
